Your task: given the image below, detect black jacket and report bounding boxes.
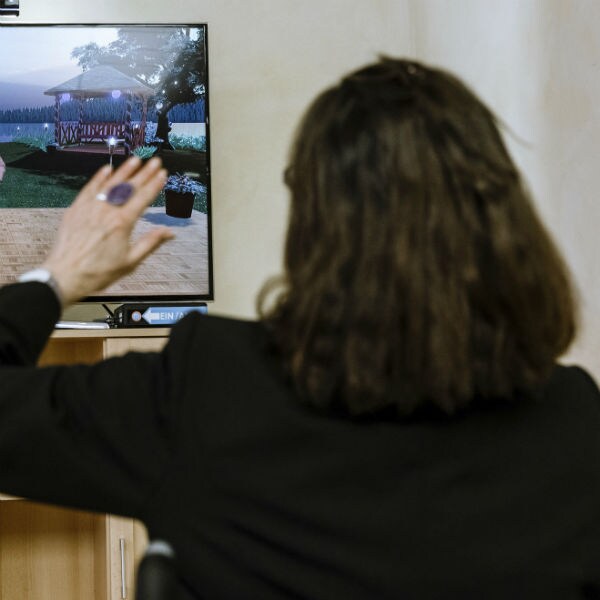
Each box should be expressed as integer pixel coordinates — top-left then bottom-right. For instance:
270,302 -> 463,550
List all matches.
1,282 -> 600,599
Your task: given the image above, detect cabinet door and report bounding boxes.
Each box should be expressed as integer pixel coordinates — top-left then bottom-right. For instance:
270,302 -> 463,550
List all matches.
0,500 -> 106,600
104,336 -> 169,358
106,516 -> 141,600
39,337 -> 104,366
104,336 -> 166,599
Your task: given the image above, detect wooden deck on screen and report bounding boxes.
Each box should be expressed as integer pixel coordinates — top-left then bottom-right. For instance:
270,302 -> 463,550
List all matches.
0,207 -> 210,297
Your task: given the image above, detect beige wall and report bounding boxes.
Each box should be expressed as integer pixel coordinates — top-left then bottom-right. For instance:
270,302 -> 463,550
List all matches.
15,0 -> 600,379
407,0 -> 600,379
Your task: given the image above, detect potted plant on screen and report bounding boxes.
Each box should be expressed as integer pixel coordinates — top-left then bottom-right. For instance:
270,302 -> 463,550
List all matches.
163,173 -> 198,218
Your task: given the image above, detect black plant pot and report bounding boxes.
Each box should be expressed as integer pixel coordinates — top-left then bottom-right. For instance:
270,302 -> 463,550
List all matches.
165,190 -> 194,218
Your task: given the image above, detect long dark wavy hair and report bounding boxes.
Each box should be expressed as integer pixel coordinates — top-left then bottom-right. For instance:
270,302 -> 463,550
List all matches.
258,56 -> 577,417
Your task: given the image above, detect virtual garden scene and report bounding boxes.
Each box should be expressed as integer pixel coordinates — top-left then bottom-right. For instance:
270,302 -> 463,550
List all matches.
0,26 -> 211,297
0,25 -> 208,214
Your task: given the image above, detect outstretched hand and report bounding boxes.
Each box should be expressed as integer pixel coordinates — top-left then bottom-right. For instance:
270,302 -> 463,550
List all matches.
41,156 -> 173,307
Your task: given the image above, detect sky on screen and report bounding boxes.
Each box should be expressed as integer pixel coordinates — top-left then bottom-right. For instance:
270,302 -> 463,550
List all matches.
0,27 -> 118,109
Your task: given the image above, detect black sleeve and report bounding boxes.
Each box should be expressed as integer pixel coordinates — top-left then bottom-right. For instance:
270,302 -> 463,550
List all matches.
0,282 -> 188,520
0,282 -> 61,365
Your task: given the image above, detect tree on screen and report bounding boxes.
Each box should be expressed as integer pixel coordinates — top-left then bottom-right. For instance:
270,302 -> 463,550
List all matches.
71,27 -> 206,150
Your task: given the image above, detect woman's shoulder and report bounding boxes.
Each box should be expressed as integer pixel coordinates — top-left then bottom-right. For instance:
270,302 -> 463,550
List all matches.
167,312 -> 267,354
175,312 -> 263,334
548,363 -> 600,395
540,364 -> 600,418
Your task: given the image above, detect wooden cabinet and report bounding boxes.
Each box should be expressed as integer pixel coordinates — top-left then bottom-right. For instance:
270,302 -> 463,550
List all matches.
0,328 -> 170,600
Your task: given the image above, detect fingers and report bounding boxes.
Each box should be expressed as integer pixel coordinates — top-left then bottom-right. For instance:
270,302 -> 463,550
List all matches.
81,156 -> 167,218
124,165 -> 168,220
104,155 -> 163,193
91,154 -> 161,196
101,155 -> 146,190
127,156 -> 163,189
102,156 -> 166,217
73,155 -> 158,207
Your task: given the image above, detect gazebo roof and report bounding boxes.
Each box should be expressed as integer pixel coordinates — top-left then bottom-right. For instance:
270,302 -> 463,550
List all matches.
44,65 -> 155,98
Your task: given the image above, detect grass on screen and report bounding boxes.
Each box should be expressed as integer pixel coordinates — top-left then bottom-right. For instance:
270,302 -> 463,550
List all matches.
0,143 -> 87,208
0,142 -> 208,213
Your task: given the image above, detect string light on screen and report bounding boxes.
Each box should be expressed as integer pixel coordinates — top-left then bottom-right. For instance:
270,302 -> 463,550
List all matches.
107,137 -> 117,168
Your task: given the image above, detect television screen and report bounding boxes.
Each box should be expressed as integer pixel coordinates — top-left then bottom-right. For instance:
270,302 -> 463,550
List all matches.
0,24 -> 212,301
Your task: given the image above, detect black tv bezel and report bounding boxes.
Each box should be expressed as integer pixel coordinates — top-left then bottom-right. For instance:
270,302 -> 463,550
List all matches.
0,22 -> 214,304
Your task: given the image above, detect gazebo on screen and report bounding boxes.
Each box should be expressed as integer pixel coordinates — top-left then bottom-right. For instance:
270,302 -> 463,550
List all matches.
44,65 -> 155,155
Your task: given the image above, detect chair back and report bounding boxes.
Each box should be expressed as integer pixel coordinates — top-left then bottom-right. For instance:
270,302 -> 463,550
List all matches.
135,540 -> 177,600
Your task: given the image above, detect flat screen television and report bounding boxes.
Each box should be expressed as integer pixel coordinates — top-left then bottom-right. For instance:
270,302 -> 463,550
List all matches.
0,23 -> 212,302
